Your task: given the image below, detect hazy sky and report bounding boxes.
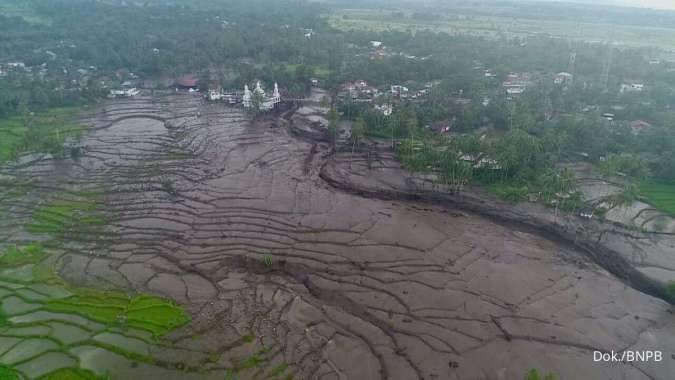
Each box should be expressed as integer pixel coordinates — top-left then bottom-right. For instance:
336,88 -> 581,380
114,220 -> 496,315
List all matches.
616,0 -> 675,10
541,0 -> 675,11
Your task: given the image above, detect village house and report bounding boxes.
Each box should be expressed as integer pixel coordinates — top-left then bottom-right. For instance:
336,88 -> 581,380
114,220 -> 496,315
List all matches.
630,120 -> 652,134
207,84 -> 241,104
7,62 -> 26,69
109,87 -> 140,98
175,74 -> 199,91
602,113 -> 616,125
428,119 -> 453,134
339,80 -> 378,101
503,72 -> 531,97
370,49 -> 387,59
374,103 -> 393,116
620,81 -> 645,94
554,72 -> 574,85
454,98 -> 472,106
391,85 -> 409,99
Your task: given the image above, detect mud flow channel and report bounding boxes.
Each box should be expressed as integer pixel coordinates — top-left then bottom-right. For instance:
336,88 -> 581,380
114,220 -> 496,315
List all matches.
1,94 -> 674,380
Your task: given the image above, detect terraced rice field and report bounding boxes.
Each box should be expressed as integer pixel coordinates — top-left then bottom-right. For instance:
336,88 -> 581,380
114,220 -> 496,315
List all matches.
0,94 -> 673,379
641,182 -> 675,216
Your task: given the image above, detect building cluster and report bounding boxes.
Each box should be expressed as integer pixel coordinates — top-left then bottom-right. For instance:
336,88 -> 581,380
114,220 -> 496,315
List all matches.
207,88 -> 240,104
502,72 -> 532,97
109,86 -> 140,98
0,62 -> 26,76
204,80 -> 281,111
338,79 -> 437,104
338,80 -> 379,102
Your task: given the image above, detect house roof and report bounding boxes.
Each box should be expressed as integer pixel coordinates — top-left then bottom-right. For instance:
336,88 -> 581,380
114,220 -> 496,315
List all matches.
176,74 -> 199,88
630,120 -> 652,129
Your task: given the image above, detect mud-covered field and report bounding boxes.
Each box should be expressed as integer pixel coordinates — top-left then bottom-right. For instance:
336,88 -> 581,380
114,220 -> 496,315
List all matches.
1,94 -> 673,379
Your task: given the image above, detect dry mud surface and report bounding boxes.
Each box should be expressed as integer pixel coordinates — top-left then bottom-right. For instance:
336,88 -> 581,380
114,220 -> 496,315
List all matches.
2,94 -> 675,379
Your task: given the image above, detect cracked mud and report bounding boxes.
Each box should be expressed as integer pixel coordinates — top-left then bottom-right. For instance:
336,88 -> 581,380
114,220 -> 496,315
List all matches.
1,94 -> 674,379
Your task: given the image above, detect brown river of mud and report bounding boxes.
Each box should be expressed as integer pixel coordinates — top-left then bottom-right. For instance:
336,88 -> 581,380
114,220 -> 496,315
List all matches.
1,93 -> 674,379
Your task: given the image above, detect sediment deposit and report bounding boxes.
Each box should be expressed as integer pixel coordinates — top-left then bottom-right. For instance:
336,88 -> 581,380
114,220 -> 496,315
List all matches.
1,93 -> 673,379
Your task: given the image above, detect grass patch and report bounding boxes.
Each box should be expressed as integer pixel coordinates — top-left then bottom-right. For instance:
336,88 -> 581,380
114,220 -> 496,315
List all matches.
0,107 -> 82,163
640,181 -> 675,216
46,290 -> 190,337
38,368 -> 106,380
0,243 -> 46,267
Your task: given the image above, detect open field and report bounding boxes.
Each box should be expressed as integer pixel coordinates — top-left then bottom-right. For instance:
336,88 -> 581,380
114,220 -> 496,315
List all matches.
329,8 -> 675,52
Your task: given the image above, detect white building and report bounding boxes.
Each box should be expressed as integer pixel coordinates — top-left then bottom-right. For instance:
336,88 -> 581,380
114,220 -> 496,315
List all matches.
109,88 -> 140,98
242,84 -> 252,108
620,82 -> 644,93
208,88 -> 223,101
374,103 -> 393,116
391,85 -> 409,98
243,81 -> 281,112
554,72 -> 574,85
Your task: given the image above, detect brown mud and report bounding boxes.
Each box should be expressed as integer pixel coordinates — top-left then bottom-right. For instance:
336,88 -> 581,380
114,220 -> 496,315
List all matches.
2,93 -> 674,379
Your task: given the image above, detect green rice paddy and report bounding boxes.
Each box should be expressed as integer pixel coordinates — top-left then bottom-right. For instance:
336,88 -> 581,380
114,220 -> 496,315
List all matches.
0,244 -> 46,267
640,182 -> 675,216
46,291 -> 190,337
0,107 -> 82,163
26,197 -> 106,237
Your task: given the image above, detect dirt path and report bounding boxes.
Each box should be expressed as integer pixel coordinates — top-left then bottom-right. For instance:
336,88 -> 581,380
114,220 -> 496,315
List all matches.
2,94 -> 674,379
